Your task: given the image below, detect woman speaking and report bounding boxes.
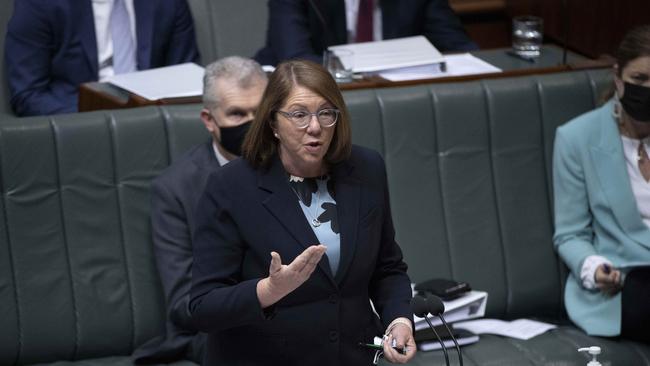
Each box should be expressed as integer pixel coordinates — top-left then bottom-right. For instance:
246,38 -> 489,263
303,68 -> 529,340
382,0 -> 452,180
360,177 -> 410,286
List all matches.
190,60 -> 416,365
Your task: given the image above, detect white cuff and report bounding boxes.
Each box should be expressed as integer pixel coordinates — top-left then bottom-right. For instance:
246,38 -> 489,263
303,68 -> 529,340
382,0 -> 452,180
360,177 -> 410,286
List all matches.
385,317 -> 412,335
580,255 -> 611,289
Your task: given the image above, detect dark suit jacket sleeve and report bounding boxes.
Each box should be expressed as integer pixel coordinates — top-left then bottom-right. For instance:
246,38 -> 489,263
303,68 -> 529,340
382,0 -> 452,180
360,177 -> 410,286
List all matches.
421,0 -> 478,52
189,172 -> 270,333
367,152 -> 414,328
5,0 -> 76,116
164,0 -> 200,65
150,178 -> 198,332
263,0 -> 323,64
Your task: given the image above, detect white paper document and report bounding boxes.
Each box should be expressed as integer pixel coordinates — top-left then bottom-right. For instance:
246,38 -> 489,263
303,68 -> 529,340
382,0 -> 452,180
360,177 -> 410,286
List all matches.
107,62 -> 204,100
413,290 -> 488,331
328,36 -> 444,73
453,318 -> 557,340
418,333 -> 480,352
379,53 -> 502,82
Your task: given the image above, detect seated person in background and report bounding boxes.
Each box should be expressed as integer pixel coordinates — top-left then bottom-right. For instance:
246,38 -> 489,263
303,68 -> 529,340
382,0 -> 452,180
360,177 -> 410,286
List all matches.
4,0 -> 200,117
190,60 -> 415,365
132,56 -> 268,364
553,24 -> 650,343
254,0 -> 478,66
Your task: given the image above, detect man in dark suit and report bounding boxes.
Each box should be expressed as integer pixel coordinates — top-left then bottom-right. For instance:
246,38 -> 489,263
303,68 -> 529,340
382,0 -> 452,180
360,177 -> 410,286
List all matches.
254,0 -> 478,66
4,0 -> 200,116
132,56 -> 268,364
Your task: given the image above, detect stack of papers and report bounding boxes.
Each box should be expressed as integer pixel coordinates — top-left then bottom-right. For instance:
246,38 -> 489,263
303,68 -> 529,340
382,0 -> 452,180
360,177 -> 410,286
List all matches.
327,36 -> 502,82
418,328 -> 479,351
379,53 -> 502,82
413,290 -> 488,331
454,318 -> 557,340
328,36 -> 445,73
107,62 -> 204,100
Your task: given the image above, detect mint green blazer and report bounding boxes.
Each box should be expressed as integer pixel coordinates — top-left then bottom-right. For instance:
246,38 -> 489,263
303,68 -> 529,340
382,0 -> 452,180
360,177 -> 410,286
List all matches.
553,100 -> 650,336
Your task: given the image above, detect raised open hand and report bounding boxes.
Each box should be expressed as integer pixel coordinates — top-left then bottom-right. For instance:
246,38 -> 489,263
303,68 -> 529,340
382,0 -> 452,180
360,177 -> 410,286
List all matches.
257,245 -> 327,308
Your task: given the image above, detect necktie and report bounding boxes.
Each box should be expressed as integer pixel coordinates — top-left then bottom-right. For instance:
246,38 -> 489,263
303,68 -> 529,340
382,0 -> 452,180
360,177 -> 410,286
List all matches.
355,0 -> 374,43
110,0 -> 136,74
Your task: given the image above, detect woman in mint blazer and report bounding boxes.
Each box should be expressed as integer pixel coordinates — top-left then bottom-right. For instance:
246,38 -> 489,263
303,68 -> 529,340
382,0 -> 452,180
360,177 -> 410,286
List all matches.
553,25 -> 650,342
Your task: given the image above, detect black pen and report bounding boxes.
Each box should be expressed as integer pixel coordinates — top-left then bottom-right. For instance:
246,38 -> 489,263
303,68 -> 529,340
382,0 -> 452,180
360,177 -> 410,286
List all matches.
506,50 -> 537,63
602,263 -> 611,274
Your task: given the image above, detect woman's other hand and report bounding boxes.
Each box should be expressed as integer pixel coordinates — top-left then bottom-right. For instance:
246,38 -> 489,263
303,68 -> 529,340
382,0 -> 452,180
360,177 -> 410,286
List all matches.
382,324 -> 416,364
256,245 -> 327,308
595,263 -> 622,295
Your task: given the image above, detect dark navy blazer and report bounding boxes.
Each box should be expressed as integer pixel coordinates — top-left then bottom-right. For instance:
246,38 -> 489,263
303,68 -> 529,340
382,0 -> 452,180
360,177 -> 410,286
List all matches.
254,0 -> 478,66
190,145 -> 413,366
4,0 -> 199,116
132,142 -> 217,364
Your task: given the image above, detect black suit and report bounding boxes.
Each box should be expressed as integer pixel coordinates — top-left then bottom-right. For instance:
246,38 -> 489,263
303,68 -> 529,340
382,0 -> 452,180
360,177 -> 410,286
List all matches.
190,145 -> 413,366
133,142 -> 218,363
254,0 -> 478,66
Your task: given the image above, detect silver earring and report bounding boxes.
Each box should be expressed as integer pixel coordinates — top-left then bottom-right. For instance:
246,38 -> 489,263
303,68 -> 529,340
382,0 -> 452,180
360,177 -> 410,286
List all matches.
274,132 -> 279,138
613,91 -> 622,122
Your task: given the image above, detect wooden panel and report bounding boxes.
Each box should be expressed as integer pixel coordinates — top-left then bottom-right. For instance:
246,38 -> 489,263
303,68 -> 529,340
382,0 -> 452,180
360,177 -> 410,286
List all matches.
464,19 -> 511,49
453,0 -> 511,49
450,0 -> 506,14
544,0 -> 650,58
505,0 -> 650,58
504,0 -> 541,17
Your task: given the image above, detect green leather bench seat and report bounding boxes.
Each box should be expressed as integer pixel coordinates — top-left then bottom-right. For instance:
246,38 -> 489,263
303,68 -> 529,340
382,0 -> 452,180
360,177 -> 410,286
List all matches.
1,69 -> 648,365
0,106 -> 204,366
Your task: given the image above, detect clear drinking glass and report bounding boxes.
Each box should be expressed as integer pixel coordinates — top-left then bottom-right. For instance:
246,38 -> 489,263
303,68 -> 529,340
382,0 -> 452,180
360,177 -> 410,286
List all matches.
512,16 -> 543,58
323,49 -> 354,83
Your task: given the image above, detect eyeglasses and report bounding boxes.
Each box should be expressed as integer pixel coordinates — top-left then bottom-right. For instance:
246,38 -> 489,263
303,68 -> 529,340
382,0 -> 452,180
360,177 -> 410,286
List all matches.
276,108 -> 339,129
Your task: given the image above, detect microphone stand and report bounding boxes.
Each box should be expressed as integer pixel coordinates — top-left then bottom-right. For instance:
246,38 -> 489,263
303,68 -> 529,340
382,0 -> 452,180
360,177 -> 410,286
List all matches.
561,0 -> 569,65
424,316 -> 450,366
438,314 -> 464,366
308,0 -> 332,49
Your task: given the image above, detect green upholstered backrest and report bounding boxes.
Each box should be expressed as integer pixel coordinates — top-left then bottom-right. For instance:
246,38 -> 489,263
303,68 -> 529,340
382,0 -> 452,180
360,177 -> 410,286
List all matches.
0,108 -> 206,365
187,0 -> 268,64
344,69 -> 612,320
0,0 -> 15,115
0,69 -> 612,364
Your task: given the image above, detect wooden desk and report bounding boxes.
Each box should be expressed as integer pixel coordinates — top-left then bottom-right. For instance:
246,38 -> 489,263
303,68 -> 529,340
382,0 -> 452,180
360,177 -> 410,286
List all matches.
78,82 -> 202,112
339,44 -> 611,90
78,45 -> 612,112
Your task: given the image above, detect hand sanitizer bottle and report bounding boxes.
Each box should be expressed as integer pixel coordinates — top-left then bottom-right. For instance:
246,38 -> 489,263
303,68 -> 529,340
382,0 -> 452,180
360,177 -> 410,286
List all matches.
578,346 -> 602,366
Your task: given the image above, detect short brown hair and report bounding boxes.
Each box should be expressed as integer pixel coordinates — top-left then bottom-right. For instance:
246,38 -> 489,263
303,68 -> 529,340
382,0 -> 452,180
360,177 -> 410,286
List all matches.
241,60 -> 352,170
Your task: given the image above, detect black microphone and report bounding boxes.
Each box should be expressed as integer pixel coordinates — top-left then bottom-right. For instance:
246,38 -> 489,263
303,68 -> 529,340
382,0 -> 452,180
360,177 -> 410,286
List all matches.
308,0 -> 334,50
424,293 -> 464,366
411,295 -> 450,366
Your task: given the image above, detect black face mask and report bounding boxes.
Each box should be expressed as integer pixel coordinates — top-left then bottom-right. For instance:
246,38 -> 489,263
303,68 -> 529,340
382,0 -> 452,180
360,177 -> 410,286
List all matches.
621,82 -> 650,122
219,120 -> 252,156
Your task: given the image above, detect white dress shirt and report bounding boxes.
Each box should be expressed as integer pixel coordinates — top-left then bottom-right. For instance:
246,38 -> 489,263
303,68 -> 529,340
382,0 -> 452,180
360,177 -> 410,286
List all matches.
92,0 -> 136,81
212,142 -> 231,167
621,135 -> 650,227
